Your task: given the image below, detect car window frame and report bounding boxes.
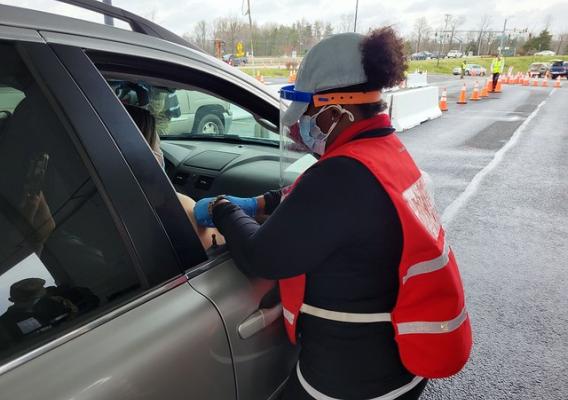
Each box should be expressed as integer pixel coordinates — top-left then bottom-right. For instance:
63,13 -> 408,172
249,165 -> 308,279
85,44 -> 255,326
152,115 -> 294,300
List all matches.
49,43 -> 209,273
49,43 -> 282,272
0,37 -> 191,371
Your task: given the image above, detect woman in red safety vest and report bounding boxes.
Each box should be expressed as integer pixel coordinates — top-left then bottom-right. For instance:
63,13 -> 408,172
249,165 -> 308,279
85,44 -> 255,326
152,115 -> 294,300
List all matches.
194,27 -> 472,400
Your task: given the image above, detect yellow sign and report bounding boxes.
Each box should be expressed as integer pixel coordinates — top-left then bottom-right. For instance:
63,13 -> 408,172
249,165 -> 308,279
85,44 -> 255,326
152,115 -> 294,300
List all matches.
236,41 -> 245,58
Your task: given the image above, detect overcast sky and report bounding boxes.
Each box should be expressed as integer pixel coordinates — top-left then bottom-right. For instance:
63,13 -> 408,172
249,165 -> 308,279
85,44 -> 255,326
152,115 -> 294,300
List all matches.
2,0 -> 567,37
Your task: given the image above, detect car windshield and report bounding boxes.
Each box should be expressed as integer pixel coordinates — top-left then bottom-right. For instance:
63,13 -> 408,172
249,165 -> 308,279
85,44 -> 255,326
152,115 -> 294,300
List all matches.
107,79 -> 279,146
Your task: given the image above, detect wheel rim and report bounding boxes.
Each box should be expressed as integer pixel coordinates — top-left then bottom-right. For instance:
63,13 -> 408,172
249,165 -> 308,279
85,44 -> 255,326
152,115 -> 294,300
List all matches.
202,121 -> 219,134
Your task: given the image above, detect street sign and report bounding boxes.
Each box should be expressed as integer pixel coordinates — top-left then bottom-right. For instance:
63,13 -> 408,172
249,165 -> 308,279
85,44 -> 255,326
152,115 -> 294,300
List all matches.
236,41 -> 245,58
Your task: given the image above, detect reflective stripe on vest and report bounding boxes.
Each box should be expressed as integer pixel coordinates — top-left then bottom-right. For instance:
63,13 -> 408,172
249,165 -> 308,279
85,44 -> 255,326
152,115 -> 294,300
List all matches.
402,240 -> 450,284
297,303 -> 468,337
397,306 -> 468,335
300,304 -> 391,323
296,362 -> 424,400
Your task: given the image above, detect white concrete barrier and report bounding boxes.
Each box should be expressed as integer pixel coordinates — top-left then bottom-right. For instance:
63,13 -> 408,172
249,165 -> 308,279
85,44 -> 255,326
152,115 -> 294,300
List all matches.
386,86 -> 441,132
406,72 -> 429,88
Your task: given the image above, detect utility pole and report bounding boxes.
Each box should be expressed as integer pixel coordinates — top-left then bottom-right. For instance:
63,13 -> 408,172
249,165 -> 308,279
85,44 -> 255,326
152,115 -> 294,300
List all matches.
245,0 -> 256,76
354,0 -> 359,33
102,0 -> 113,26
499,18 -> 508,55
437,14 -> 451,66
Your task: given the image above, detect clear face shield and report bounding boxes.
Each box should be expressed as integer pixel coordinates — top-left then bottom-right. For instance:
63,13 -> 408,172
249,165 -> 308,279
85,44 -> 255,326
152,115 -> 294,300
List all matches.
279,85 -> 317,188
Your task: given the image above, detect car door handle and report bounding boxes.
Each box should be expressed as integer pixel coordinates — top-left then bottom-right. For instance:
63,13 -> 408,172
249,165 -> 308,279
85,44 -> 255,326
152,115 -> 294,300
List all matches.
238,304 -> 283,340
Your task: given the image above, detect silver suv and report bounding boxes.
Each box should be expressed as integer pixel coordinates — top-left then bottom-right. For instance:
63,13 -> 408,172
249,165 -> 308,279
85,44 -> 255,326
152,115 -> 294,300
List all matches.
0,1 -> 298,399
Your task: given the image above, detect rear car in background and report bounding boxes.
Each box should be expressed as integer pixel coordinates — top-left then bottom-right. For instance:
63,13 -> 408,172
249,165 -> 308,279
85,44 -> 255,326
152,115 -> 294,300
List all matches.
410,51 -> 432,60
447,49 -> 463,58
222,53 -> 248,66
528,62 -> 550,78
534,50 -> 556,56
550,60 -> 567,79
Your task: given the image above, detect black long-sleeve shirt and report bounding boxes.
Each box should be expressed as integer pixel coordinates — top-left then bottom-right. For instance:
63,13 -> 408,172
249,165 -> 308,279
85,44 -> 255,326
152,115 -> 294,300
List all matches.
212,150 -> 415,398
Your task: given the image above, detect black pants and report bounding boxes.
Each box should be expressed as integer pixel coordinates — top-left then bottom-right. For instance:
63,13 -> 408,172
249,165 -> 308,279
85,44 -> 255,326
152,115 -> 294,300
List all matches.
492,73 -> 500,91
280,370 -> 428,400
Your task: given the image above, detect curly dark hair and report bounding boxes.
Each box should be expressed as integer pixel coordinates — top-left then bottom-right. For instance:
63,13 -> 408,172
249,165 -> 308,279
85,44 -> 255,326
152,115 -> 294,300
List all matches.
319,27 -> 407,118
361,26 -> 407,90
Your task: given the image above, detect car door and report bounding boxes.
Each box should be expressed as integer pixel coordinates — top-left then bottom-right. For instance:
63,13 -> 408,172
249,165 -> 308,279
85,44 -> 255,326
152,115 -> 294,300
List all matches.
0,27 -> 236,400
42,34 -> 299,400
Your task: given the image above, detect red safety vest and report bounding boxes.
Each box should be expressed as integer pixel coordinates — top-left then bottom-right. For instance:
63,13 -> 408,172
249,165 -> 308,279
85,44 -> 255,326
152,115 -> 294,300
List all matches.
279,114 -> 472,379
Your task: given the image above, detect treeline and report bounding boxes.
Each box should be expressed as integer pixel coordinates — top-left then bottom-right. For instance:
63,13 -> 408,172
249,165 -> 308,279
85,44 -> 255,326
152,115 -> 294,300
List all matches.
408,15 -> 567,56
183,15 -> 568,58
183,17 -> 335,57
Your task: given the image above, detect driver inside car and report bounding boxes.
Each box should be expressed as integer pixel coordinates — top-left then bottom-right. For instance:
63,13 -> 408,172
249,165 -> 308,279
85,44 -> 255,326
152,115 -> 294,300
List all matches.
124,104 -> 224,250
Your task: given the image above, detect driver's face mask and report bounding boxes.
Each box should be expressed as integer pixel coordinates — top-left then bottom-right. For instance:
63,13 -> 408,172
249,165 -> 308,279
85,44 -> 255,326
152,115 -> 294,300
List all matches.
299,105 -> 354,155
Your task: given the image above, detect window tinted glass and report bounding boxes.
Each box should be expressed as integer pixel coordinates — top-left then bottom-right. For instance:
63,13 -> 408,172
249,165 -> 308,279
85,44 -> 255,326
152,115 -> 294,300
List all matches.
0,43 -> 143,364
108,80 -> 279,143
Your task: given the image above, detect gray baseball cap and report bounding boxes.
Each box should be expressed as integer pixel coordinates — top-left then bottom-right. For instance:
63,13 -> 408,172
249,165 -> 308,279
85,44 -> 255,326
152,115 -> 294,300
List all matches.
281,32 -> 368,126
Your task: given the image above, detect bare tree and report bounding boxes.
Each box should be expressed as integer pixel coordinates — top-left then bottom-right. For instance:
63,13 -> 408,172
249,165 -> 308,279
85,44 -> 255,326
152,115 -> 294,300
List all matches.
477,14 -> 492,55
556,32 -> 568,54
413,17 -> 432,53
337,14 -> 354,33
448,16 -> 466,49
544,15 -> 553,31
192,20 -> 209,51
212,16 -> 245,55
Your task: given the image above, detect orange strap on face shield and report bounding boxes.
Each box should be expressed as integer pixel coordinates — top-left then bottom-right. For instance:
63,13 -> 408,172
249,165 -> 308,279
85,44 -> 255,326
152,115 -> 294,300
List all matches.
312,91 -> 381,107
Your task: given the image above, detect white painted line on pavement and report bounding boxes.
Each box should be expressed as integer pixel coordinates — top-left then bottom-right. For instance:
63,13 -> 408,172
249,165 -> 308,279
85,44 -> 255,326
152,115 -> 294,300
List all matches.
442,89 -> 557,227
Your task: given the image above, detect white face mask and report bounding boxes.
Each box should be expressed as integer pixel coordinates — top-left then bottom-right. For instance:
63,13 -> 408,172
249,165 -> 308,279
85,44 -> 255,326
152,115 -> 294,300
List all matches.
298,105 -> 354,155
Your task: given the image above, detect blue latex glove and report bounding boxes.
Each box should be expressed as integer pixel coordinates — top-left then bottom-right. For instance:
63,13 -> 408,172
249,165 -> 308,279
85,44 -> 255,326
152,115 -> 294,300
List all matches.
225,195 -> 258,219
193,197 -> 216,227
193,195 -> 258,227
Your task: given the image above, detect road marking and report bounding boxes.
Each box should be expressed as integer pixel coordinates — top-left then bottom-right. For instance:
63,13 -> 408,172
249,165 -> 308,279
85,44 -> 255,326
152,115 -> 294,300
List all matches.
441,89 -> 556,227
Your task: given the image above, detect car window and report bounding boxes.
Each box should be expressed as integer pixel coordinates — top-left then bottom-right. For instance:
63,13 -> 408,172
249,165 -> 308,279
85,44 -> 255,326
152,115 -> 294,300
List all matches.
108,79 -> 279,144
0,43 -> 144,364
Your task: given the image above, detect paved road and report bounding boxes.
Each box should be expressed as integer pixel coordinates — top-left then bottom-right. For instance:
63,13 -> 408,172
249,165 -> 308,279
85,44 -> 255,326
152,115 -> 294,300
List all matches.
398,84 -> 568,399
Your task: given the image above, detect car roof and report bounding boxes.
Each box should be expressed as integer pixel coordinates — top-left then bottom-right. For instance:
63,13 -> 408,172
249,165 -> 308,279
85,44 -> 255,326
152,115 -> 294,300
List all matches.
0,3 -> 276,101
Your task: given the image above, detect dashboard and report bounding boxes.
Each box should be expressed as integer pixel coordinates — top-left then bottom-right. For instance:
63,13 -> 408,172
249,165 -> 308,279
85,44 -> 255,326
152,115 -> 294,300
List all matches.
161,139 -> 314,200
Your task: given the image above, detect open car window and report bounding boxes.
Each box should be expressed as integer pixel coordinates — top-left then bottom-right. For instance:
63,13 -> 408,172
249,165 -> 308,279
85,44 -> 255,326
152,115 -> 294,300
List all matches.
108,79 -> 279,145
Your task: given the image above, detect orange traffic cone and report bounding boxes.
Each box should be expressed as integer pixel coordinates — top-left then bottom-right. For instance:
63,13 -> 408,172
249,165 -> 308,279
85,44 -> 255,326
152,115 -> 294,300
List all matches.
470,81 -> 481,101
542,78 -> 548,87
554,77 -> 561,88
495,78 -> 503,93
481,79 -> 489,97
287,70 -> 294,83
485,78 -> 493,93
439,88 -> 448,111
457,84 -> 468,104
532,78 -> 539,87
523,75 -> 530,86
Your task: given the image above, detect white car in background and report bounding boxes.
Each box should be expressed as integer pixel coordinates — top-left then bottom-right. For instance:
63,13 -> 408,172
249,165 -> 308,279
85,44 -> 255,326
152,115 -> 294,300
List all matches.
534,50 -> 556,56
452,64 -> 487,76
447,50 -> 463,58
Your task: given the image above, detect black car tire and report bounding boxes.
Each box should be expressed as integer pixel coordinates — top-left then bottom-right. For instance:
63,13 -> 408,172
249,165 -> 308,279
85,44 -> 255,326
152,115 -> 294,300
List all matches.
196,114 -> 225,134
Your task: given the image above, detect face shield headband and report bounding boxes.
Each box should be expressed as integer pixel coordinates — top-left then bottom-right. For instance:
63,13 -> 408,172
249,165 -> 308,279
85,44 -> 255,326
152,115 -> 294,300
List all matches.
279,85 -> 381,116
